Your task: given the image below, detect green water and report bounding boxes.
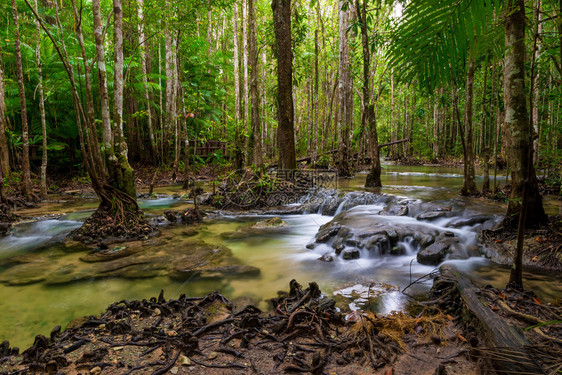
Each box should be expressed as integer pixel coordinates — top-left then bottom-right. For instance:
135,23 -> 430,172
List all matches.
1,163 -> 560,349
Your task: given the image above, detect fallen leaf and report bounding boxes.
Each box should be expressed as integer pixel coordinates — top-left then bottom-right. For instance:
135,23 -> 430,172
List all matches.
531,256 -> 538,262
457,333 -> 467,342
415,316 -> 423,324
489,305 -> 499,312
533,297 -> 542,305
498,292 -> 506,299
446,314 -> 454,322
495,239 -> 503,243
535,236 -> 542,242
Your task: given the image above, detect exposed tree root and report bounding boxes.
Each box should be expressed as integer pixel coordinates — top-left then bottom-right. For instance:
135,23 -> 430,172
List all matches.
69,188 -> 155,244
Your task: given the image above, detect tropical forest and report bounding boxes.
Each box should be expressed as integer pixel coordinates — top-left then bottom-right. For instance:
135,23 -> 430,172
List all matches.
0,0 -> 561,372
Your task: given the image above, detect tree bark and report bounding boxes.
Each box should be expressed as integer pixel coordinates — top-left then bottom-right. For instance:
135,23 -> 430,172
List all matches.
503,0 -> 547,230
33,0 -> 48,199
138,0 -> 156,162
272,0 -> 296,171
0,44 -> 10,178
337,0 -> 353,177
248,0 -> 262,169
11,0 -> 33,202
112,0 -> 136,199
92,0 -> 113,168
242,0 -> 250,166
355,0 -> 381,187
461,54 -> 478,196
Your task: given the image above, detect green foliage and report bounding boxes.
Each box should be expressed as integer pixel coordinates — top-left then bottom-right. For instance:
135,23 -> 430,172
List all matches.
388,0 -> 502,91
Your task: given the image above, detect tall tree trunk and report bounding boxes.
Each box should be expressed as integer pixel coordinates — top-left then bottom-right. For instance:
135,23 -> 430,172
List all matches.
355,0 -> 381,187
233,3 -> 243,170
272,0 -> 296,171
0,44 -> 10,178
11,0 -> 33,202
461,54 -> 478,195
92,0 -> 112,170
164,29 -> 175,166
503,0 -> 547,232
313,29 -> 319,164
33,0 -> 48,199
172,36 -> 180,179
482,54 -> 490,192
112,0 -> 136,199
242,0 -> 250,165
138,0 -> 156,162
337,0 -> 352,177
248,0 -> 262,169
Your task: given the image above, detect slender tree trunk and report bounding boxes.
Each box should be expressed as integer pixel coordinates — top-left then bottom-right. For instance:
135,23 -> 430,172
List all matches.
92,0 -> 113,167
32,0 -> 48,199
337,0 -> 352,177
313,29 -> 319,164
172,36 -> 180,178
248,0 -> 262,169
233,3 -> 243,170
11,0 -> 33,201
461,54 -> 478,195
0,44 -> 10,178
242,0 -> 250,165
503,0 -> 547,233
138,0 -> 156,162
164,29 -> 175,166
272,0 -> 296,171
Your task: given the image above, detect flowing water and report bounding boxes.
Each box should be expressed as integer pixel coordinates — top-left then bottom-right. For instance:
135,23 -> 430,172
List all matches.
1,163 -> 560,349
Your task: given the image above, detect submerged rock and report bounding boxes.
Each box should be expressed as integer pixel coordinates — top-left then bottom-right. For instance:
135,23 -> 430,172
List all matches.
0,238 -> 260,286
221,217 -> 289,239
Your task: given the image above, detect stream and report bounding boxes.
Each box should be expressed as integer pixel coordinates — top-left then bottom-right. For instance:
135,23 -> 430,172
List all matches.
1,163 -> 561,349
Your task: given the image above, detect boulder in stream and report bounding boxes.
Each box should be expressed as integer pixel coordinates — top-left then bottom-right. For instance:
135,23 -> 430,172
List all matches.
416,237 -> 460,265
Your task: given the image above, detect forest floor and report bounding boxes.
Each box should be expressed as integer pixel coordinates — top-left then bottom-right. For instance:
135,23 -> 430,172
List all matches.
0,281 -> 479,375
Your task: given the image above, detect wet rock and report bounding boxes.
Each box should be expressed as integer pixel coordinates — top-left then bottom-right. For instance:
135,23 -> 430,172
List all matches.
305,243 -> 315,249
364,234 -> 391,254
390,244 -> 407,255
381,204 -> 409,216
446,215 -> 493,228
334,243 -> 345,254
318,253 -> 334,262
342,249 -> 360,260
79,245 -> 143,263
417,211 -> 449,221
417,237 -> 460,265
182,229 -> 199,237
315,223 -> 342,243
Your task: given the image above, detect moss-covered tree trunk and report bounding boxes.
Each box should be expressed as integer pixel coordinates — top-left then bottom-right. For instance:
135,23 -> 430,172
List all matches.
502,0 -> 547,230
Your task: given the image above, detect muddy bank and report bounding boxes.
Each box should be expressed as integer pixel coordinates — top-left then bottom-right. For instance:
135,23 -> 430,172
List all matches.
0,281 -> 477,375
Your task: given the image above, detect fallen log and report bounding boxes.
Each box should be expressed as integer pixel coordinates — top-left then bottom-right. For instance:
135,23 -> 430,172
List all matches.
440,264 -> 544,374
378,138 -> 412,148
